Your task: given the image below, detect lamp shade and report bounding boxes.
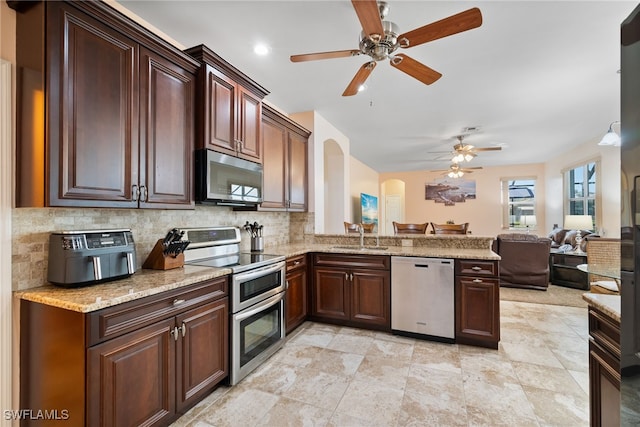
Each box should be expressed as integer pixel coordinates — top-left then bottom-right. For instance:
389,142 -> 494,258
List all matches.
522,215 -> 537,227
598,131 -> 621,146
598,121 -> 621,146
564,215 -> 593,231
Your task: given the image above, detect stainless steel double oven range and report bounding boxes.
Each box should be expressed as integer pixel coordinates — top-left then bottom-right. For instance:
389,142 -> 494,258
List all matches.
181,227 -> 286,385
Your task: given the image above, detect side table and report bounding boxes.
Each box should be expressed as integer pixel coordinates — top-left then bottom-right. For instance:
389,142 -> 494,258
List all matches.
549,250 -> 589,290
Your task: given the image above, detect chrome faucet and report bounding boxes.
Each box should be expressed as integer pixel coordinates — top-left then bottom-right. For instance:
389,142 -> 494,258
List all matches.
359,225 -> 364,249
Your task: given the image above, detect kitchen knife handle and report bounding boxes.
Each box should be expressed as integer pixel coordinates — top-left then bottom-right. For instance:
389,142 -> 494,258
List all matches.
126,252 -> 135,274
92,256 -> 102,281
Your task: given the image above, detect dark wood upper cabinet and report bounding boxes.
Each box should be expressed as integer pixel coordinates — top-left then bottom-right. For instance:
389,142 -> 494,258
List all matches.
185,45 -> 269,164
13,1 -> 198,208
260,105 -> 310,212
139,48 -> 194,208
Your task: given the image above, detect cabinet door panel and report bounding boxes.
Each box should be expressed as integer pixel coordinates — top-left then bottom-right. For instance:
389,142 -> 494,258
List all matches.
589,340 -> 621,427
261,118 -> 287,209
286,267 -> 308,333
351,270 -> 390,327
139,48 -> 194,208
87,318 -> 175,427
237,88 -> 262,162
455,277 -> 500,348
313,268 -> 349,321
176,298 -> 228,412
52,5 -> 138,206
206,68 -> 236,154
288,131 -> 308,211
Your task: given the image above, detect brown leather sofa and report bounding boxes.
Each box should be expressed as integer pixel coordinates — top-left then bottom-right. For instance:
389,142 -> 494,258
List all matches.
492,233 -> 553,290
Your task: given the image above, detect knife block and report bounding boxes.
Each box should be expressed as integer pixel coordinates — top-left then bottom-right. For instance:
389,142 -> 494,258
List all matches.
142,239 -> 184,270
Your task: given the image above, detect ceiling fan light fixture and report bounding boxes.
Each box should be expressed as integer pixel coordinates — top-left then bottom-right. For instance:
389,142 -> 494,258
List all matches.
598,121 -> 621,146
448,170 -> 464,178
358,84 -> 367,92
452,153 -> 465,163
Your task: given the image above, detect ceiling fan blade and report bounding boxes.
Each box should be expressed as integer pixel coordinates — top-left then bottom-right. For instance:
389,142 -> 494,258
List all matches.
399,7 -> 483,48
351,0 -> 384,40
342,61 -> 376,96
390,54 -> 442,85
290,49 -> 361,63
473,147 -> 502,151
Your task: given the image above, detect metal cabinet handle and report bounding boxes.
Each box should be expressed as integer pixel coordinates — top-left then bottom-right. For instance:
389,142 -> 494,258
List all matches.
473,279 -> 483,283
349,273 -> 354,281
92,256 -> 102,281
345,273 -> 349,281
471,266 -> 482,271
140,185 -> 148,202
132,184 -> 139,202
293,260 -> 301,266
170,326 -> 179,341
173,299 -> 186,306
286,280 -> 290,290
180,323 -> 186,337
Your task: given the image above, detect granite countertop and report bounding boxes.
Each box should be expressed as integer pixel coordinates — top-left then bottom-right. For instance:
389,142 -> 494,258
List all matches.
15,265 -> 231,313
582,293 -> 621,322
269,242 -> 500,261
15,241 -> 499,313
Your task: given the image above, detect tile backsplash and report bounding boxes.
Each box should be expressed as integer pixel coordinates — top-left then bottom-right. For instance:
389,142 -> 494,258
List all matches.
12,206 -> 314,291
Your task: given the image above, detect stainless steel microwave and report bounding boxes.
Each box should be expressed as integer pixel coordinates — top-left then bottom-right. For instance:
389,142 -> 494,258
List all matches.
195,150 -> 263,206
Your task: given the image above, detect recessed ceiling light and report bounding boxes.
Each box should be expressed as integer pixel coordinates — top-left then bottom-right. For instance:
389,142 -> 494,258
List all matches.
253,43 -> 270,56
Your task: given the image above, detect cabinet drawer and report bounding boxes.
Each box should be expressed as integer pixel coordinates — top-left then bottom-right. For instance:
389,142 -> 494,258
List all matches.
456,259 -> 498,276
87,276 -> 228,346
313,253 -> 390,270
589,307 -> 620,359
287,254 -> 307,272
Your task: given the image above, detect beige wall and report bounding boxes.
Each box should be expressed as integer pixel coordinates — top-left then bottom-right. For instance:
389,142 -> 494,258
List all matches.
544,137 -> 620,238
380,163 -> 546,237
349,156 -> 379,223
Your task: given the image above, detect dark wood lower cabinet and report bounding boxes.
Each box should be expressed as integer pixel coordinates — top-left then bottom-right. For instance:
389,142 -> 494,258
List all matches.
588,306 -> 621,427
21,277 -> 229,427
311,253 -> 390,331
87,319 -> 176,427
455,259 -> 500,349
285,255 -> 308,334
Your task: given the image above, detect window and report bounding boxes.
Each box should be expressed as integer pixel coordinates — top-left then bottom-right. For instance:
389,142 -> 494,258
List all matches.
501,178 -> 537,230
565,161 -> 596,226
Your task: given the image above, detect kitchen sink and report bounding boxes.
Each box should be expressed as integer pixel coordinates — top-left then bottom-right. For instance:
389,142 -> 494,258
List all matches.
331,245 -> 389,251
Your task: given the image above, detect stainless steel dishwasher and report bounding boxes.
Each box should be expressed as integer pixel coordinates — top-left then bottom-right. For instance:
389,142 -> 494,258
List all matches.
391,256 -> 455,341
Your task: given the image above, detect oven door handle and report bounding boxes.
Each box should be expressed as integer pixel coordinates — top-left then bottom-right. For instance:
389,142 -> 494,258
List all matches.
233,260 -> 286,284
234,292 -> 284,322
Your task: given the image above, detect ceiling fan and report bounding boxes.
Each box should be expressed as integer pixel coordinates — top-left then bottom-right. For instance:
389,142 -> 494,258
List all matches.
434,164 -> 483,178
428,135 -> 502,163
290,0 -> 483,96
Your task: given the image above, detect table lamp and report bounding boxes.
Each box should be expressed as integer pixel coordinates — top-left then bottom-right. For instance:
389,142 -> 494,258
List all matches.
522,215 -> 537,233
563,215 -> 593,254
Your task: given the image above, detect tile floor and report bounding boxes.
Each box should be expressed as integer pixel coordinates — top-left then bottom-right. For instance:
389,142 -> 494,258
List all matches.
171,300 -> 590,426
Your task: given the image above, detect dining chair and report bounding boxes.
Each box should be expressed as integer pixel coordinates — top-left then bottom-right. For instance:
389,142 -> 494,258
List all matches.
392,222 -> 428,235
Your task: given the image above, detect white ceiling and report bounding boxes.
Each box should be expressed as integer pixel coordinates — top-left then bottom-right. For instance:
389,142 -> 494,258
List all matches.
119,0 -> 635,173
